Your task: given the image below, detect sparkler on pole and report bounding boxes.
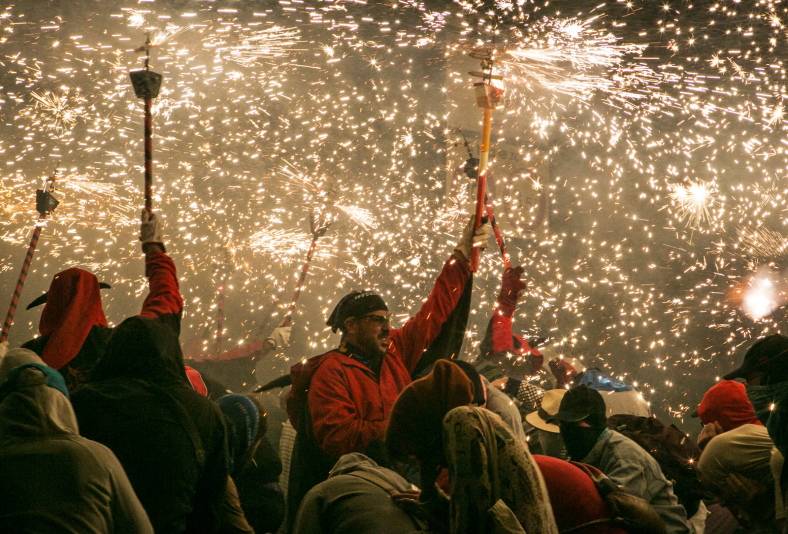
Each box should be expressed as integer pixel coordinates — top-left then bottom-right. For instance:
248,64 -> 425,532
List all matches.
0,163 -> 60,343
468,48 -> 504,272
129,33 -> 163,216
459,133 -> 511,268
281,213 -> 332,327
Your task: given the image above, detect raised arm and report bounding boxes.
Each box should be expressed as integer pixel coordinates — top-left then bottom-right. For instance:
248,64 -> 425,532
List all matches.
136,211 -> 184,333
392,217 -> 487,373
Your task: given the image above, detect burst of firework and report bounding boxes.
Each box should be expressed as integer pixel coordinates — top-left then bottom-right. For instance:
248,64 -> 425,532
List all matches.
28,90 -> 85,132
667,180 -> 717,229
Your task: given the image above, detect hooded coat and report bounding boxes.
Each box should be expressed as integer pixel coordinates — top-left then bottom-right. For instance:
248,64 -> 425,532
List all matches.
23,251 -> 183,392
71,313 -> 229,534
0,349 -> 153,534
292,453 -> 420,534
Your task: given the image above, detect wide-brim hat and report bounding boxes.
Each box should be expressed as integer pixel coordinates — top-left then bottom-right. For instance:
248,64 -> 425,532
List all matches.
525,388 -> 567,433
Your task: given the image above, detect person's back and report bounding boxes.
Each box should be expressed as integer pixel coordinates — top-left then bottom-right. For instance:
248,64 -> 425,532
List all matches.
0,349 -> 152,534
587,429 -> 689,534
293,453 -> 421,534
71,316 -> 229,534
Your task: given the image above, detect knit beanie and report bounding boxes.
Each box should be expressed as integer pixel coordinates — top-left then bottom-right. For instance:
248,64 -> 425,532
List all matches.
385,359 -> 474,460
216,394 -> 264,477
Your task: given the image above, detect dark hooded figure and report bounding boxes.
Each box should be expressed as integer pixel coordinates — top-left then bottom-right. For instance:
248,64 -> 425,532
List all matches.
23,211 -> 183,392
71,315 -> 230,534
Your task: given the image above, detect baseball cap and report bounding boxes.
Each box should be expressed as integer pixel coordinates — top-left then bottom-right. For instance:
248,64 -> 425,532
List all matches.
723,334 -> 788,380
546,385 -> 606,425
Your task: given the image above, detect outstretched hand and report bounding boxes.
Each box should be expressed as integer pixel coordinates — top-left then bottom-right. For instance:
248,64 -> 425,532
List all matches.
454,215 -> 490,263
140,210 -> 165,253
549,359 -> 578,389
497,266 -> 526,316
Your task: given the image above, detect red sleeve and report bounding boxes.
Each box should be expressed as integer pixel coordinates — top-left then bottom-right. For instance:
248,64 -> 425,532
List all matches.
491,313 -> 515,355
308,360 -> 386,458
139,250 -> 183,319
391,255 -> 472,374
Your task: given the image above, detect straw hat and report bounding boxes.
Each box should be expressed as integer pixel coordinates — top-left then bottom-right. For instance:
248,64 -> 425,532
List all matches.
525,389 -> 567,433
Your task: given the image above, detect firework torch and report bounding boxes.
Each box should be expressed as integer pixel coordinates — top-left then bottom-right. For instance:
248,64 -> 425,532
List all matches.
460,134 -> 511,268
0,164 -> 60,343
130,33 -> 163,216
469,49 -> 504,272
281,213 -> 331,327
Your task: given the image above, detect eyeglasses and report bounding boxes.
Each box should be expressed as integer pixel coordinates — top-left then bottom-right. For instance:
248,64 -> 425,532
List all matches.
354,314 -> 391,326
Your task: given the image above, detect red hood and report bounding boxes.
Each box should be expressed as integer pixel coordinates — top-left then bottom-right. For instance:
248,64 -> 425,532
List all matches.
39,268 -> 108,370
286,352 -> 337,430
698,380 -> 762,432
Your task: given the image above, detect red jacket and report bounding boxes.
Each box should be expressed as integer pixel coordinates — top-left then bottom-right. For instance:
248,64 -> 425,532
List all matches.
287,255 -> 471,459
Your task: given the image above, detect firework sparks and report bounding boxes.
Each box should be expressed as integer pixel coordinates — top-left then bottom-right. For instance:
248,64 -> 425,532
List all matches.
668,180 -> 717,229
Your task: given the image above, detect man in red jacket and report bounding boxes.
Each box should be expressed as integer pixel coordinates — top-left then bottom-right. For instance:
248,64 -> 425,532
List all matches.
283,216 -> 488,531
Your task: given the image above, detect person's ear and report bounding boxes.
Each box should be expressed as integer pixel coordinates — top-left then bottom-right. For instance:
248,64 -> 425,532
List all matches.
344,318 -> 358,335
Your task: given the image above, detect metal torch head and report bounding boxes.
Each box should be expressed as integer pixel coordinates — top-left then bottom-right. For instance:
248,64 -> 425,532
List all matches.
35,189 -> 59,217
129,69 -> 163,99
473,82 -> 505,110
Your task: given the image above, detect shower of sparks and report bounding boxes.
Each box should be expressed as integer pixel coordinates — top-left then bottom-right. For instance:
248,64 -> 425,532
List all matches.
5,0 -> 788,429
737,227 -> 788,263
28,90 -> 85,132
208,26 -> 301,67
668,181 -> 717,229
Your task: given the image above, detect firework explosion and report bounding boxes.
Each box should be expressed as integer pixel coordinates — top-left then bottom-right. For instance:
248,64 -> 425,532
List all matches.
3,0 -> 788,431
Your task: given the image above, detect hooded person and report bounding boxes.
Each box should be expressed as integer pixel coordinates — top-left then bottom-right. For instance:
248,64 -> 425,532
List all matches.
697,420 -> 785,530
0,348 -> 153,534
70,312 -> 229,534
292,452 -> 424,534
215,394 -> 277,534
385,360 -> 558,534
723,334 -> 788,521
548,386 -> 689,534
691,380 -> 763,450
22,210 -> 183,392
282,216 -> 489,532
476,266 -> 546,379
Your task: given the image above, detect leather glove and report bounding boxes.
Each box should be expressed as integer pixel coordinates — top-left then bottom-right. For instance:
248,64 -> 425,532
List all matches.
497,266 -> 526,316
265,326 -> 291,351
606,490 -> 667,534
454,215 -> 489,262
549,359 -> 578,389
140,210 -> 165,253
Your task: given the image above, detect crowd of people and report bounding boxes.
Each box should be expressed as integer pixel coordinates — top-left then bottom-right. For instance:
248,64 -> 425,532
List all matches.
0,207 -> 786,534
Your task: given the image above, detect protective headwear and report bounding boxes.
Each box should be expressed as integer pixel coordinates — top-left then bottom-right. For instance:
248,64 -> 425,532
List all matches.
326,291 -> 388,333
694,380 -> 761,432
35,268 -> 109,371
216,394 -> 263,477
385,360 -> 473,460
0,348 -> 69,401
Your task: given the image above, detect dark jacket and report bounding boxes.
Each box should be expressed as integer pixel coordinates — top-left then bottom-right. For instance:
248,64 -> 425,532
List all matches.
0,357 -> 153,534
71,257 -> 229,534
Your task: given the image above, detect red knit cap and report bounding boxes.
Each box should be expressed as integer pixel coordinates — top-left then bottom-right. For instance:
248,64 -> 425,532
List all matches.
698,380 -> 762,432
385,360 -> 474,459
